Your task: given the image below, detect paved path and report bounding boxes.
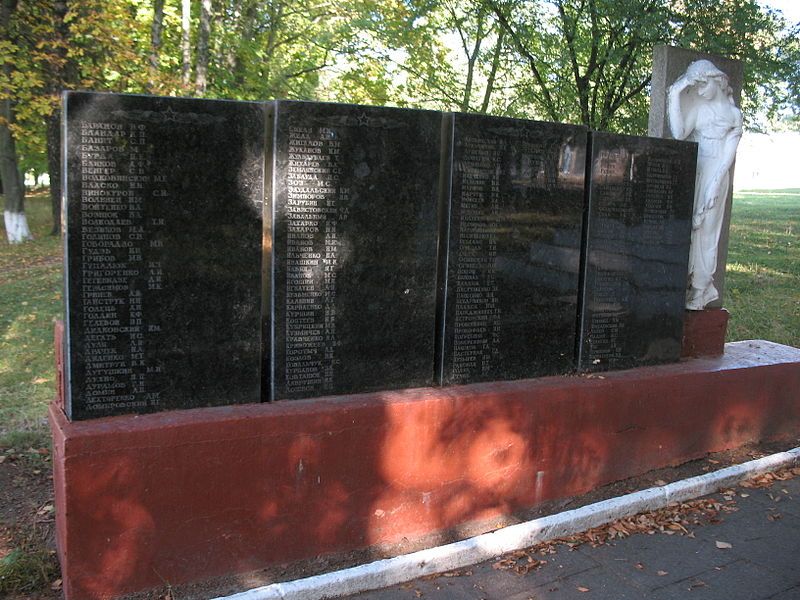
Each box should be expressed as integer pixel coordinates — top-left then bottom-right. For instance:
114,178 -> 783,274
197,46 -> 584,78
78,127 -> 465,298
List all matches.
347,473 -> 800,600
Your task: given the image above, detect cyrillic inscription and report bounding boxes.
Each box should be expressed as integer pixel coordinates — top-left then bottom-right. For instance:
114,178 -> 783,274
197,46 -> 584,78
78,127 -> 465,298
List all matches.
74,119 -> 165,412
283,126 -> 347,396
579,132 -> 696,371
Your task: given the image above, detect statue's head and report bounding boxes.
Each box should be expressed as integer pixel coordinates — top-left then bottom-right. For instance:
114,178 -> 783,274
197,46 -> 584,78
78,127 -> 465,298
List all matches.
685,59 -> 733,101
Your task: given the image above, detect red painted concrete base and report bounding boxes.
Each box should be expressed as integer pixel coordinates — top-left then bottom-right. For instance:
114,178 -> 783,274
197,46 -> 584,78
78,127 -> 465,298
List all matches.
682,308 -> 729,357
51,340 -> 800,600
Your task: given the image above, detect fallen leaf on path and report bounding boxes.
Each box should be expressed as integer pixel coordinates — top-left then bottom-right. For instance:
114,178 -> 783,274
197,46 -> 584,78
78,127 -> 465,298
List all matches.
51,579 -> 62,591
577,586 -> 590,592
635,562 -> 645,570
715,541 -> 732,549
657,570 -> 669,576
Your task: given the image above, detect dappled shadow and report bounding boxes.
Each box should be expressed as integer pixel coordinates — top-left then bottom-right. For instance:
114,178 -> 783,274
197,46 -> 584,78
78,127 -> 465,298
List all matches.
53,342 -> 800,599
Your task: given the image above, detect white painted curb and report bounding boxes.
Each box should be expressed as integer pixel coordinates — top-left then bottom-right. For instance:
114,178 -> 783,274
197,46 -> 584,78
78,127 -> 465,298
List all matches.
213,447 -> 800,600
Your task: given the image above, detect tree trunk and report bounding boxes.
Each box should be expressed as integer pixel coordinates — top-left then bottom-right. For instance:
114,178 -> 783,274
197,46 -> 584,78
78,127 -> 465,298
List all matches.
0,0 -> 31,243
262,1 -> 283,91
195,0 -> 212,94
46,113 -> 62,235
149,0 -> 165,90
46,0 -> 74,236
459,18 -> 485,112
182,0 -> 191,87
0,98 -> 31,244
480,27 -> 504,113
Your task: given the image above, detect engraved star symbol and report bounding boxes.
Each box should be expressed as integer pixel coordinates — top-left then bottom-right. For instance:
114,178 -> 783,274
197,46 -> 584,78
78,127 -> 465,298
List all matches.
357,112 -> 370,127
162,106 -> 179,122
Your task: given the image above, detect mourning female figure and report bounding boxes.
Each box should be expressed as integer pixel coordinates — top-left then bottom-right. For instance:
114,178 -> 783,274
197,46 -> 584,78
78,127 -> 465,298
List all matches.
668,60 -> 743,310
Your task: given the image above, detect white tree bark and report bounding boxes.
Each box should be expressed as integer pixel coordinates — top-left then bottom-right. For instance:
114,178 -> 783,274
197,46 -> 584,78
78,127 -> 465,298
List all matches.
4,210 -> 33,244
181,0 -> 191,86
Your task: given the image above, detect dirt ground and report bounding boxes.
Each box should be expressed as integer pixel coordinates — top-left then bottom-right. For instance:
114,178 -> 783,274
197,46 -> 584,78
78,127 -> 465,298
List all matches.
3,435 -> 796,600
0,444 -> 60,600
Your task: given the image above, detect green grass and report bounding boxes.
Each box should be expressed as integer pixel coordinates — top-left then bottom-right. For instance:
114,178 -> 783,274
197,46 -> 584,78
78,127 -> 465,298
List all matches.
0,191 -> 62,437
0,188 -> 798,440
726,189 -> 800,347
0,546 -> 59,595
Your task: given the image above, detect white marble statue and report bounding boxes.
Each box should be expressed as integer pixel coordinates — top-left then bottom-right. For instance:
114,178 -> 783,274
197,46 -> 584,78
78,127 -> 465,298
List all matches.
667,59 -> 743,310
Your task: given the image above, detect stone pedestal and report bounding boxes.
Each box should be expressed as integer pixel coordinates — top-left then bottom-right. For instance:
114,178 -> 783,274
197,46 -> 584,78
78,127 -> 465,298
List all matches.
682,308 -> 730,358
51,320 -> 800,600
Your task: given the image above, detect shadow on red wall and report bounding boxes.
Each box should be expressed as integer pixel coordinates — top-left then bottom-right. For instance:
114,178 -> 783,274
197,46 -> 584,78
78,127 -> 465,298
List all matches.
51,340 -> 800,600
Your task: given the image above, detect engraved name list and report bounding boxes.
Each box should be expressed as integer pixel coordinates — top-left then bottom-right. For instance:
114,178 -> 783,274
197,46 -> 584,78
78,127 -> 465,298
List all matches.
70,118 -> 165,414
282,125 -> 346,397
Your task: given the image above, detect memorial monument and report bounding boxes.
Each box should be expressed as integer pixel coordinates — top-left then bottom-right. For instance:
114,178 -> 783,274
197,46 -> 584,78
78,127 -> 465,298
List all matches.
61,93 -> 703,411
50,90 -> 800,600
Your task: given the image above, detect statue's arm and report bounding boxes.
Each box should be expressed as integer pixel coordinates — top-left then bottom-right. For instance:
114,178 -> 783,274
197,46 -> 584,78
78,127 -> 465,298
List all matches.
715,107 -> 743,176
667,75 -> 696,140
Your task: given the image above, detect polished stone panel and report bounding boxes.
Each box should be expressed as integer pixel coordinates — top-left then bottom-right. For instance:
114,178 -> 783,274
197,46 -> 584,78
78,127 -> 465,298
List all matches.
437,113 -> 588,385
268,101 -> 443,399
63,91 -> 264,420
578,131 -> 697,372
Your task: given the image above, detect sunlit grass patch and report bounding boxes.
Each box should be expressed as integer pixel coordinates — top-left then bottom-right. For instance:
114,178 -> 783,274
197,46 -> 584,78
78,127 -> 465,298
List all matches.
726,189 -> 800,347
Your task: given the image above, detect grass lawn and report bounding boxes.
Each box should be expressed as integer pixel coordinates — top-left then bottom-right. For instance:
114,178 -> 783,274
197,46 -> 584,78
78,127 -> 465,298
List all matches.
726,189 -> 800,347
0,188 -> 798,440
0,192 -> 62,441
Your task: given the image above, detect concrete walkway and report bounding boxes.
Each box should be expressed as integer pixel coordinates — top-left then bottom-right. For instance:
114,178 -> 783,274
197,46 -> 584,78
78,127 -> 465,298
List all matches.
347,473 -> 800,600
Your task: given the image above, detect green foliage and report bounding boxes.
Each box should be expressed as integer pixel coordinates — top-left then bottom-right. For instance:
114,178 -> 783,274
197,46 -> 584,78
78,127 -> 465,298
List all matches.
486,0 -> 800,132
2,0 -> 799,174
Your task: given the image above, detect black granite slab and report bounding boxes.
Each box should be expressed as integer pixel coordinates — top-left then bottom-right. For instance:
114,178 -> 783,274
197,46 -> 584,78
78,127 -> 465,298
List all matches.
63,91 -> 264,420
437,113 -> 588,385
268,101 -> 443,400
577,131 -> 697,372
